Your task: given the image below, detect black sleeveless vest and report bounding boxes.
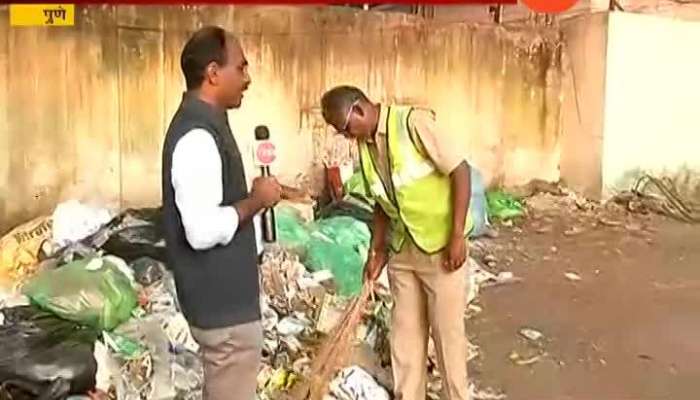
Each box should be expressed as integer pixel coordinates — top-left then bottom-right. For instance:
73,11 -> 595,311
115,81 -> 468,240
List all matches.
161,93 -> 260,329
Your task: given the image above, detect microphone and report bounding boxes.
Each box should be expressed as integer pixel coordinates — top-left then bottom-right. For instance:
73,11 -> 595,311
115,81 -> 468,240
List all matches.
254,125 -> 277,243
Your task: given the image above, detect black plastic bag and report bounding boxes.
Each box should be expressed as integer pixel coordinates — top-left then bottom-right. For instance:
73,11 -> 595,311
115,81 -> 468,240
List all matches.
130,257 -> 166,286
0,306 -> 98,400
102,208 -> 166,263
316,194 -> 374,224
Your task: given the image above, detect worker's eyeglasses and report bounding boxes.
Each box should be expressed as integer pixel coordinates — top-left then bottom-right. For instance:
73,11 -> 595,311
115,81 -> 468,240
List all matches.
338,100 -> 360,135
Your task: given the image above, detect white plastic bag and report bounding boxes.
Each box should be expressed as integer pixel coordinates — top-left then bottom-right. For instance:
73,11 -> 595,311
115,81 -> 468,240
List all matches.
52,200 -> 113,248
329,366 -> 390,400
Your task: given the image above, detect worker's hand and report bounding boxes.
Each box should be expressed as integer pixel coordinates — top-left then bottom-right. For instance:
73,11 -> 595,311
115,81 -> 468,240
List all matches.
252,176 -> 282,208
443,236 -> 467,272
364,248 -> 388,282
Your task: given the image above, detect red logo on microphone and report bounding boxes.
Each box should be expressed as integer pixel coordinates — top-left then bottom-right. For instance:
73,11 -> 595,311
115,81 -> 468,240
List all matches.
256,142 -> 276,165
522,0 -> 578,13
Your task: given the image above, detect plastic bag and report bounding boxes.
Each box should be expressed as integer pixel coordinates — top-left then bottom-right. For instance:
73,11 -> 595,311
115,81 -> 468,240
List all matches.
486,191 -> 525,220
23,257 -> 138,331
0,216 -> 53,291
130,257 -> 166,287
344,171 -> 375,206
329,366 -> 390,400
316,194 -> 374,224
276,206 -> 311,256
0,305 -> 98,400
102,208 -> 166,263
469,167 -> 490,238
52,200 -> 113,249
305,217 -> 370,297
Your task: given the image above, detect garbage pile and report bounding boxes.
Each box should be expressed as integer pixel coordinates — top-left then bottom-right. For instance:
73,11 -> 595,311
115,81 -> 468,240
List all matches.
0,166 -> 513,400
0,202 -> 196,400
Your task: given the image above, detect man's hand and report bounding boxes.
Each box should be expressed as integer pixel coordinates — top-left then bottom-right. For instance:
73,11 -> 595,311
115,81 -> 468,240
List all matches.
252,176 -> 282,208
364,248 -> 388,282
443,236 -> 467,272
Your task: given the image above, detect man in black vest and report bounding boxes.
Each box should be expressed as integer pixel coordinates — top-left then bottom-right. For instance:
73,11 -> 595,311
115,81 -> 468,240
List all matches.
161,26 -> 281,400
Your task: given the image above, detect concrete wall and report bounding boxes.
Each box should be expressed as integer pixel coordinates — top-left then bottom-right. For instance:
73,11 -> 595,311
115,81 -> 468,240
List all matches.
601,11 -> 700,199
0,5 -> 566,232
559,12 -> 609,199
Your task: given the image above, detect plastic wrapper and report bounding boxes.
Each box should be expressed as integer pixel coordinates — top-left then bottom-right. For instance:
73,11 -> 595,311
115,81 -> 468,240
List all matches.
0,306 -> 98,400
22,256 -> 138,331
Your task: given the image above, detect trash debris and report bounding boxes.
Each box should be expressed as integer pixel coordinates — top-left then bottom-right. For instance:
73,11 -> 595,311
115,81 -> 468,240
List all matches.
564,272 -> 582,281
328,366 -> 390,400
278,316 -> 308,337
469,167 -> 492,238
509,351 -> 544,366
0,199 -> 522,400
486,191 -> 525,221
612,174 -> 700,223
304,217 -> 370,297
51,200 -> 113,249
101,208 -> 166,263
0,216 -> 53,291
598,218 -> 622,228
469,382 -> 507,400
519,328 -> 544,341
0,305 -> 99,400
23,256 -> 138,331
130,257 -> 165,287
564,226 -> 583,236
277,206 -> 314,257
308,283 -> 374,400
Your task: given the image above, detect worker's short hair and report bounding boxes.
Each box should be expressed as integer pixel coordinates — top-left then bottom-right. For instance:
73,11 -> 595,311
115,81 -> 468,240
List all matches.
181,26 -> 237,91
321,85 -> 370,122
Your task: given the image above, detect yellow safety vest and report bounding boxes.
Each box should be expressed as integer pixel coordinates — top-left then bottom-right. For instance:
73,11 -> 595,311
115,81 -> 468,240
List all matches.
358,105 -> 473,254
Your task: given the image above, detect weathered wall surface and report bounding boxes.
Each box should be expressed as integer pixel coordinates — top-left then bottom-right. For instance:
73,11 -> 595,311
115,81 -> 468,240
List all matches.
559,12 -> 608,199
0,5 -> 565,232
602,11 -> 700,199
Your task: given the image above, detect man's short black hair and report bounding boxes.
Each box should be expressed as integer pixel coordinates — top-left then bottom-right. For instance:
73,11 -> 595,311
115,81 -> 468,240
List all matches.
320,85 -> 370,122
180,26 -> 232,90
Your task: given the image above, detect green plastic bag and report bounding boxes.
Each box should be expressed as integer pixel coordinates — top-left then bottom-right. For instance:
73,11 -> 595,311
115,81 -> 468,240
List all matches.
23,256 -> 138,331
486,191 -> 525,220
344,171 -> 375,206
276,206 -> 311,256
305,217 -> 370,297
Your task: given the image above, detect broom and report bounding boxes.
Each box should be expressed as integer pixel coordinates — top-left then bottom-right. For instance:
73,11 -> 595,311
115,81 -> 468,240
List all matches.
302,281 -> 375,400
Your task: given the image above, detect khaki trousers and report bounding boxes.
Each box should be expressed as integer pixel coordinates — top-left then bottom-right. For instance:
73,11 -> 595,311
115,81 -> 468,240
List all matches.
190,321 -> 263,400
388,240 -> 469,400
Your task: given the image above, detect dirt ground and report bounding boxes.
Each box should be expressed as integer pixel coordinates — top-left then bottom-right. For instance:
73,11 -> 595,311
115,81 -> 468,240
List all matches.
468,194 -> 700,400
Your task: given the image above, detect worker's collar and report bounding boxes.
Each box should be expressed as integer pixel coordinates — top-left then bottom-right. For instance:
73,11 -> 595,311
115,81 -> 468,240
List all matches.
367,104 -> 389,144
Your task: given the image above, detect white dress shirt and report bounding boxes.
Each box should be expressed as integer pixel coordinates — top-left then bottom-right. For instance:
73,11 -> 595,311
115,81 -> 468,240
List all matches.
171,128 -> 263,255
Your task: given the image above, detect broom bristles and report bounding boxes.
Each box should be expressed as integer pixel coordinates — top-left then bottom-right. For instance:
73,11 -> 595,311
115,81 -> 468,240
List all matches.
305,281 -> 374,400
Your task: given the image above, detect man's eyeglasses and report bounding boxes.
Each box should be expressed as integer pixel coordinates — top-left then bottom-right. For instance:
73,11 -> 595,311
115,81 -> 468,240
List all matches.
338,100 -> 360,135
